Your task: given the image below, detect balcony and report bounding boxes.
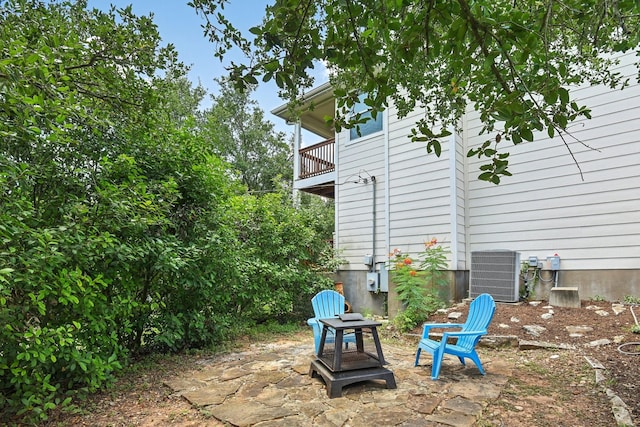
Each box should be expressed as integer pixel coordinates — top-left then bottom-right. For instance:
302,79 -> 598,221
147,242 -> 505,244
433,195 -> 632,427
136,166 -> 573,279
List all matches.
297,138 -> 335,198
300,138 -> 335,178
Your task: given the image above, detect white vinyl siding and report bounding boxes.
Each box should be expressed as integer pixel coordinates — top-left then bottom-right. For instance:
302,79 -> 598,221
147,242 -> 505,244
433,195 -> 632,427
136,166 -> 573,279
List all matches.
329,51 -> 640,275
385,105 -> 456,266
336,125 -> 387,270
465,52 -> 640,270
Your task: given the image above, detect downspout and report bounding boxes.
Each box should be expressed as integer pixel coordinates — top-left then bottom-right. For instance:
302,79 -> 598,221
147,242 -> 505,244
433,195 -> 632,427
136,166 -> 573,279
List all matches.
370,175 -> 377,273
384,108 -> 390,264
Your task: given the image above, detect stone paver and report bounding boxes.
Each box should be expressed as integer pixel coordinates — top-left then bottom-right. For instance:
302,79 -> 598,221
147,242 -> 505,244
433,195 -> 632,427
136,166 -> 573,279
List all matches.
165,334 -> 515,426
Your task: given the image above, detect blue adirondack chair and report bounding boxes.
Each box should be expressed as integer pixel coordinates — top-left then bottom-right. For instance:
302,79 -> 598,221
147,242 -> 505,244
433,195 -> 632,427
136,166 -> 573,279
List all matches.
307,290 -> 357,354
415,293 -> 496,380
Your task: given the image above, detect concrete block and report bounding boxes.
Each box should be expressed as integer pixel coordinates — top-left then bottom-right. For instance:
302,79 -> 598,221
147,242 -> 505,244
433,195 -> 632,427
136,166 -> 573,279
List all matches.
549,287 -> 580,308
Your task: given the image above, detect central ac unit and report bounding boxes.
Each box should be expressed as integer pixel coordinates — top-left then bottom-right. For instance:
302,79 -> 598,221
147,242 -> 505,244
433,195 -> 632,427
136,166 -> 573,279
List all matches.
469,250 -> 521,302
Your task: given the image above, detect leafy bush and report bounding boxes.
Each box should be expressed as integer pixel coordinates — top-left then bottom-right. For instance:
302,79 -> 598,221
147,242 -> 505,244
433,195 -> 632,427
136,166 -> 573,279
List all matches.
389,238 -> 449,332
0,1 -> 338,421
0,180 -> 124,421
221,192 -> 334,324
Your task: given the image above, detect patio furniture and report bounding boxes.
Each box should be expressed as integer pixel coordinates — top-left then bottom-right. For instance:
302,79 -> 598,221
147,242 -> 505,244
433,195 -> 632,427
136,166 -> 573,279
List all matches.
307,290 -> 357,354
309,316 -> 396,397
415,293 -> 496,380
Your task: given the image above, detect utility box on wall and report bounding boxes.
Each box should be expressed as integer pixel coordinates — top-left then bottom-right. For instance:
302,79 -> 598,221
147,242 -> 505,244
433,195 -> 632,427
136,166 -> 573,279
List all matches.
378,263 -> 389,292
366,272 -> 379,292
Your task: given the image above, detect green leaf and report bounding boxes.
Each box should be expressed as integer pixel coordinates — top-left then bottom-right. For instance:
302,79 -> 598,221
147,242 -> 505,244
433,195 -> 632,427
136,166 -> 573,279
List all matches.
558,87 -> 570,104
264,60 -> 279,72
520,128 -> 534,142
478,172 -> 493,181
544,90 -> 558,104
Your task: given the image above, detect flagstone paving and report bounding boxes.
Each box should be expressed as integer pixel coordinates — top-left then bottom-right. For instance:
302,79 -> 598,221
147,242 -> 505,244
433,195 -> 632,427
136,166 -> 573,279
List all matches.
165,334 -> 514,426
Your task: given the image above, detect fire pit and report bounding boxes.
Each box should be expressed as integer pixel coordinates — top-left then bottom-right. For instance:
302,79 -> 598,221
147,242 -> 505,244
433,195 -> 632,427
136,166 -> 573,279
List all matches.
309,316 -> 396,398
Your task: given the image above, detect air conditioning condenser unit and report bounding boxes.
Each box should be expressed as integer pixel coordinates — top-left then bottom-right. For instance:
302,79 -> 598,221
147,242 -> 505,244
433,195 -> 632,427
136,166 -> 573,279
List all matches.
469,250 -> 521,302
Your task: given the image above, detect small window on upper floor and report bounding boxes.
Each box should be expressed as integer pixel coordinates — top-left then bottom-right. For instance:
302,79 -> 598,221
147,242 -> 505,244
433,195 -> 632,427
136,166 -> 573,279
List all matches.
349,93 -> 383,141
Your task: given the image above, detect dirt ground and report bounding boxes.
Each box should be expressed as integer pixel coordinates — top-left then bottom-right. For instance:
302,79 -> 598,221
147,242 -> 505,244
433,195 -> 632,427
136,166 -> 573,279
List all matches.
43,300 -> 640,426
426,299 -> 640,426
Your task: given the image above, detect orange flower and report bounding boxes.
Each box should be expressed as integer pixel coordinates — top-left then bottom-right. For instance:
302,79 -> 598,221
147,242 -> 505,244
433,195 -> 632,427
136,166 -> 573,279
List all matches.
403,257 -> 412,265
409,270 -> 417,277
425,237 -> 438,248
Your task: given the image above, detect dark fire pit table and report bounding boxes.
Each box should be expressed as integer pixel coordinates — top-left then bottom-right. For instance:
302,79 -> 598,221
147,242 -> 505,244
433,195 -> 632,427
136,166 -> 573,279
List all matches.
309,317 -> 396,398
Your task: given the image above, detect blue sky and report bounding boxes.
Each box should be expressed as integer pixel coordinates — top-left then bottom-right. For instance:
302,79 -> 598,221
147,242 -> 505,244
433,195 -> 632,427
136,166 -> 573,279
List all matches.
89,1 -> 322,134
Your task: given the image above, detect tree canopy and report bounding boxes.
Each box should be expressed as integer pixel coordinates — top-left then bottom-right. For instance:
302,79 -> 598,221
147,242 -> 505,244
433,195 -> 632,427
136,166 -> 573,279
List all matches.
192,0 -> 640,182
200,78 -> 293,193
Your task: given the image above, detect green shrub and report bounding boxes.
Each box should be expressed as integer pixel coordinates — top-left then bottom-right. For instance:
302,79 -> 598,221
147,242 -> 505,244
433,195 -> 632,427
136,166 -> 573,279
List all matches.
0,0 -> 339,420
0,206 -> 124,421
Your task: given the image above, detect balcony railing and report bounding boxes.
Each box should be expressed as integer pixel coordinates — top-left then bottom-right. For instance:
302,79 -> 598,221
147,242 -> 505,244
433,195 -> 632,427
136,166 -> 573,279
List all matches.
299,138 -> 335,179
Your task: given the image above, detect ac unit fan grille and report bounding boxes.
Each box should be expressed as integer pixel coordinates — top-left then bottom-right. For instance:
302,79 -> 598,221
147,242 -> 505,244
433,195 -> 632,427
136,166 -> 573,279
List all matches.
470,250 -> 520,302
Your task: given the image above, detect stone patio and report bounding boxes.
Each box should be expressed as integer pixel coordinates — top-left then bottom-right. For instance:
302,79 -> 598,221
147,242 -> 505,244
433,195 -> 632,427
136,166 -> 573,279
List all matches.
164,333 -> 515,426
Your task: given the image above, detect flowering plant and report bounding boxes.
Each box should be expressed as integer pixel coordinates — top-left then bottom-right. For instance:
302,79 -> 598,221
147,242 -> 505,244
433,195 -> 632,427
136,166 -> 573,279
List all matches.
388,238 -> 449,332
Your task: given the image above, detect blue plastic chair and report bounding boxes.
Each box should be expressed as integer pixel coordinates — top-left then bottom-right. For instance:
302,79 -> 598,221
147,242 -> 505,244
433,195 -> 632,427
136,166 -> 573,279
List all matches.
307,290 -> 357,354
415,293 -> 496,379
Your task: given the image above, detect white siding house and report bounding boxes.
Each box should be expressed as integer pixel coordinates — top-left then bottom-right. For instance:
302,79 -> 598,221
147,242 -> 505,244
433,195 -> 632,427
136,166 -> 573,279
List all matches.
272,52 -> 640,313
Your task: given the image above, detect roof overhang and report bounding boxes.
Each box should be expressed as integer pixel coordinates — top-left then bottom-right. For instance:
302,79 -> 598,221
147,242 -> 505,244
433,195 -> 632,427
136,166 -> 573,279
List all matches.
271,82 -> 335,139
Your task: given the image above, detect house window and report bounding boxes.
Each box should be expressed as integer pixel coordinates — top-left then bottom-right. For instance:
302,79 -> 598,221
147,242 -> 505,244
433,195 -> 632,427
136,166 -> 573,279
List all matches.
349,94 -> 383,140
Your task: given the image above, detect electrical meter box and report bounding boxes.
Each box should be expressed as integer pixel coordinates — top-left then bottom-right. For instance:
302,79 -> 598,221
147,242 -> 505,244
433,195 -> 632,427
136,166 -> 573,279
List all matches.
528,256 -> 539,267
366,272 -> 379,292
548,255 -> 560,270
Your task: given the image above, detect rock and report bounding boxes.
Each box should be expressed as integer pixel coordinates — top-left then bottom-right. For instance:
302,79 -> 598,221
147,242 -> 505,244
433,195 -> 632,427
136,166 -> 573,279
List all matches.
609,394 -> 635,427
436,308 -> 448,314
448,312 -> 463,320
207,400 -> 298,426
565,325 -> 593,335
523,325 -> 547,337
442,396 -> 484,416
519,340 -> 575,350
595,310 -> 609,317
498,323 -> 510,329
611,304 -> 626,315
528,301 -> 542,306
479,335 -> 519,348
542,305 -> 553,310
584,356 -> 605,369
541,313 -> 553,320
613,335 -> 625,344
586,305 -> 601,311
586,338 -> 611,347
510,316 -> 520,323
